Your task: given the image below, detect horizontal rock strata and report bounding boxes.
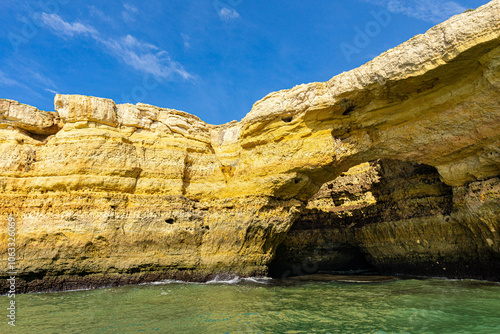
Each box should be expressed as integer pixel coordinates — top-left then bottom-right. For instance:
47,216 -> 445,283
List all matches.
1,0 -> 500,292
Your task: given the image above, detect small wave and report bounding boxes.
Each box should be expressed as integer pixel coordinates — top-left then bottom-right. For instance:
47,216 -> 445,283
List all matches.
206,275 -> 241,284
142,279 -> 191,285
206,275 -> 272,284
139,276 -> 274,286
242,277 -> 273,284
139,279 -> 202,286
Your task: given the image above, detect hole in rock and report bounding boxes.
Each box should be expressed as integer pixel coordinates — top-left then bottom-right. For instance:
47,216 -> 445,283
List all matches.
267,159 -> 454,279
18,128 -> 54,142
341,99 -> 356,115
342,105 -> 356,115
268,242 -> 376,279
281,115 -> 293,123
165,218 -> 175,224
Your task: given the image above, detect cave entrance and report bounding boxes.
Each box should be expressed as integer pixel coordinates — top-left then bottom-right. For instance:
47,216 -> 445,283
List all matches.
267,159 -> 454,278
268,240 -> 376,278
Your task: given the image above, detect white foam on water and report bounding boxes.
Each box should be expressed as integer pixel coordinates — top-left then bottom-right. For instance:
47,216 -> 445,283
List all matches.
242,277 -> 273,284
109,276 -> 274,287
139,279 -> 202,286
206,275 -> 273,285
206,275 -> 241,284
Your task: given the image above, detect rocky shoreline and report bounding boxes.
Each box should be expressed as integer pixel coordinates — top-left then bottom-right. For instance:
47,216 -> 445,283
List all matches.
1,0 -> 499,293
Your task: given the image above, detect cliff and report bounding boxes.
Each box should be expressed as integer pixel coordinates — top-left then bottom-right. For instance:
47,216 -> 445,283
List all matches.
1,0 -> 499,292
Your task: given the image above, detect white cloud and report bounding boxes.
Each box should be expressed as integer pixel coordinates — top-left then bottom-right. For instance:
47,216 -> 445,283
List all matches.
0,68 -> 46,99
22,67 -> 57,89
39,12 -> 98,37
181,33 -> 191,49
99,35 -> 192,80
38,14 -> 192,80
45,88 -> 58,94
363,0 -> 467,23
218,7 -> 240,21
89,6 -> 113,24
122,3 -> 139,23
0,70 -> 22,87
123,3 -> 139,13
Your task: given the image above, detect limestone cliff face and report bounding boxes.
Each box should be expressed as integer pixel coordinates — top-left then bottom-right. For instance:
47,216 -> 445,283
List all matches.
0,96 -> 300,292
1,1 -> 500,292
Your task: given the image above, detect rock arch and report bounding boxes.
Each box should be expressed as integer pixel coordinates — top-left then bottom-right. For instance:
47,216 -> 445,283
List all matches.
1,1 -> 499,292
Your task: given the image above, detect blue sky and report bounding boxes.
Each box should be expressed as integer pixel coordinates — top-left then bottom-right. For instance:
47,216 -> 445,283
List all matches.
0,0 -> 489,124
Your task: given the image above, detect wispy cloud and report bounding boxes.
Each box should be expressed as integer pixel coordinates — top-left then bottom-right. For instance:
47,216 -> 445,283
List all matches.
362,0 -> 466,23
0,70 -> 22,87
100,35 -> 192,79
181,33 -> 191,49
22,66 -> 57,89
122,3 -> 139,23
39,12 -> 98,37
218,7 -> 240,21
38,13 -> 192,80
89,6 -> 113,24
45,88 -> 58,94
1,59 -> 57,90
0,68 -> 46,99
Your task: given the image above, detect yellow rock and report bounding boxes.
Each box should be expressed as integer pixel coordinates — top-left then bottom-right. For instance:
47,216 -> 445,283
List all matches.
1,1 -> 500,291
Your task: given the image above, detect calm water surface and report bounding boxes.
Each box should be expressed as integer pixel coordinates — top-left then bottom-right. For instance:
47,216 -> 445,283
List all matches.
1,277 -> 500,333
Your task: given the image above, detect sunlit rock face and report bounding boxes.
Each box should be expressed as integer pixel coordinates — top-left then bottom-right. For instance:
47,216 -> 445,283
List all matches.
1,0 -> 500,292
0,96 -> 302,292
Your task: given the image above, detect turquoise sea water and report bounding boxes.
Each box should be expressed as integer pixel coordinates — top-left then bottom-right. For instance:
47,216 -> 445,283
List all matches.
1,277 -> 500,333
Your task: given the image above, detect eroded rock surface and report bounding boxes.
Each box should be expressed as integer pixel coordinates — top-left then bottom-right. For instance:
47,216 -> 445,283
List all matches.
270,160 -> 499,280
1,0 -> 499,292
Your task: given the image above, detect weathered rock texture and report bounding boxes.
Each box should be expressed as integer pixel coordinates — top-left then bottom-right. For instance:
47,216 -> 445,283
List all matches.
270,160 -> 499,280
1,1 -> 500,292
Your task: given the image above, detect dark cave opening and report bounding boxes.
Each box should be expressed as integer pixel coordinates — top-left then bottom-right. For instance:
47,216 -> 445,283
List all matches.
268,241 -> 377,279
267,159 -> 456,279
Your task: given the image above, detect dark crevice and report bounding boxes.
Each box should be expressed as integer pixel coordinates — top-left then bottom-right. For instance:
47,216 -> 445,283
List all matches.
341,99 -> 356,115
17,128 -> 56,142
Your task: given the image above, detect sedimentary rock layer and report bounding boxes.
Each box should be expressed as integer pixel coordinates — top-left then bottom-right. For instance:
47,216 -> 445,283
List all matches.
1,1 -> 500,292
